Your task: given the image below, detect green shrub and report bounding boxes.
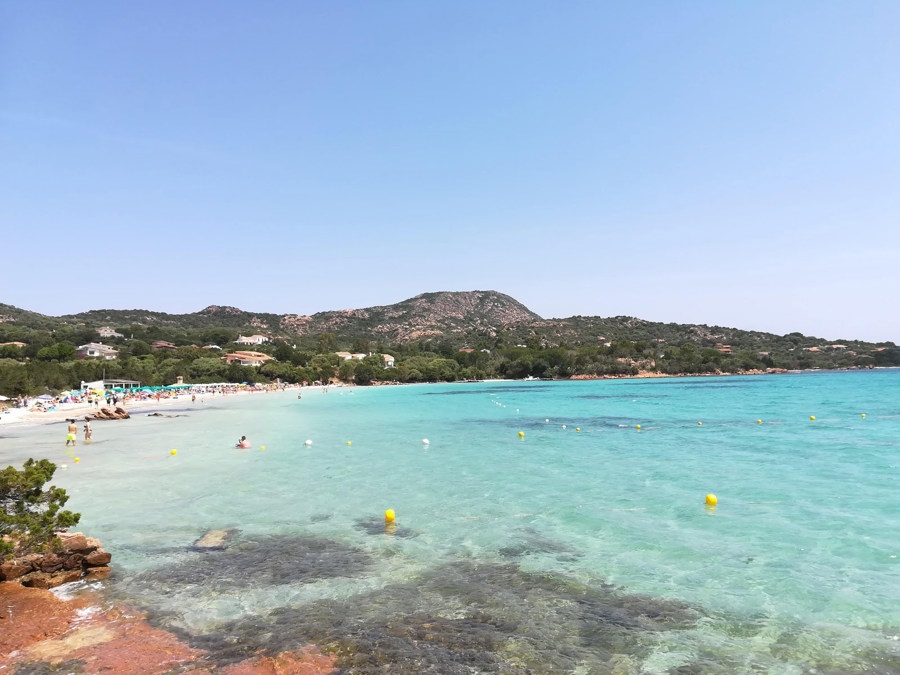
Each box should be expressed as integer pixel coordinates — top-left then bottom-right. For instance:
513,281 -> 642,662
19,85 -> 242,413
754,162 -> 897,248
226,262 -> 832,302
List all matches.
0,459 -> 81,560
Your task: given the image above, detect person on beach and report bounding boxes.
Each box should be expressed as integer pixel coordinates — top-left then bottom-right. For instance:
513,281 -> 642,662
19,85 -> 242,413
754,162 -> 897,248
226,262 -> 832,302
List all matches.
83,417 -> 92,443
66,419 -> 78,446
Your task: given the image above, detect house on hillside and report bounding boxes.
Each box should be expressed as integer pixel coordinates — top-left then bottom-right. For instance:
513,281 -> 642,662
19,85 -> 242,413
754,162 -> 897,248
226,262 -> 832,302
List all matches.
335,351 -> 395,367
76,343 -> 119,360
151,340 -> 178,351
222,351 -> 273,367
97,327 -> 124,339
235,334 -> 270,346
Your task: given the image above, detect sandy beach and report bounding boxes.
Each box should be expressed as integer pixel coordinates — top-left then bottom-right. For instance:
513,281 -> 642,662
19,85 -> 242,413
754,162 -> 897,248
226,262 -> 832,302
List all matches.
0,385 -> 304,429
1,395 -> 186,427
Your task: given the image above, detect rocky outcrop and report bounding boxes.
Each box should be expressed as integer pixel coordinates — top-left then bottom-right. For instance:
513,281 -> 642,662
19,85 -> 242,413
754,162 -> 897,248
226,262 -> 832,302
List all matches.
89,406 -> 130,420
0,532 -> 112,588
0,584 -> 338,673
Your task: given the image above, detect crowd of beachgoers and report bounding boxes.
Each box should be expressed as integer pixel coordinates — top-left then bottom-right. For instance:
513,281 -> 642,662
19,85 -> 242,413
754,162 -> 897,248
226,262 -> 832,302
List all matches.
0,382 -> 300,427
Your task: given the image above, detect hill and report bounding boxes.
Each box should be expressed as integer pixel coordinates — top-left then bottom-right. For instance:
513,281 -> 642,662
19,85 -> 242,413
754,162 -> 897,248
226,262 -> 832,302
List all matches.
1,290 -> 896,362
279,290 -> 542,342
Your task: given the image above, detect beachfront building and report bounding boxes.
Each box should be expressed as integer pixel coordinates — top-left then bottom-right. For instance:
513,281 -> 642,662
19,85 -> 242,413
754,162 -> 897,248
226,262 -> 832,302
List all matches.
81,378 -> 142,391
97,327 -> 124,339
222,351 -> 274,367
76,343 -> 119,360
382,354 -> 395,368
235,334 -> 270,346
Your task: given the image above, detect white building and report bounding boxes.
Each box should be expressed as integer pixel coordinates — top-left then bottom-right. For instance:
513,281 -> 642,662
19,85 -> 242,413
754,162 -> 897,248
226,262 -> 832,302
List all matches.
335,352 -> 396,367
235,334 -> 270,346
76,343 -> 119,360
97,327 -> 124,339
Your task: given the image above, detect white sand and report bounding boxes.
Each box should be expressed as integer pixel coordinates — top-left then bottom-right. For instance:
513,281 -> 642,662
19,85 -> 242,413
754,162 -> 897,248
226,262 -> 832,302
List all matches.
0,396 -> 190,428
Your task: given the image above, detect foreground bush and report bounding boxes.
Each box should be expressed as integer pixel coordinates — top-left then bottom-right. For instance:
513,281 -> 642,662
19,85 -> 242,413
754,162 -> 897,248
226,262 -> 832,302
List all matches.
0,459 -> 81,560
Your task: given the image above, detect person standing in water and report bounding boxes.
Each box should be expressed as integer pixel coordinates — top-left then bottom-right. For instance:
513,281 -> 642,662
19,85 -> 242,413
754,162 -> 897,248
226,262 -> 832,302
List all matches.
83,417 -> 93,443
66,419 -> 78,446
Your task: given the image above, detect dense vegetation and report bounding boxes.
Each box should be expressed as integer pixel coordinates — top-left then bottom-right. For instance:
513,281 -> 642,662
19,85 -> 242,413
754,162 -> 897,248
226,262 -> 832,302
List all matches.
0,459 -> 81,560
0,297 -> 897,396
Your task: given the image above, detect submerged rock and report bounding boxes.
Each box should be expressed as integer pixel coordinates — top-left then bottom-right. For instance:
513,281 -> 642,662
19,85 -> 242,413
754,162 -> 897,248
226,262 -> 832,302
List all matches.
174,558 -> 701,672
131,533 -> 373,593
192,527 -> 239,551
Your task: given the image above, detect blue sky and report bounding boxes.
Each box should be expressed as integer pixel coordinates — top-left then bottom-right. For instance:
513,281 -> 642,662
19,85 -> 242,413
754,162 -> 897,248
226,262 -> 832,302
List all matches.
3,2 -> 898,342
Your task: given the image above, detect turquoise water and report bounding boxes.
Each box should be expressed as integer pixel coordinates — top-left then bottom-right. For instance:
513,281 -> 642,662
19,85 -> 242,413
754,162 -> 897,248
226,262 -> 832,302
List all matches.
2,371 -> 899,673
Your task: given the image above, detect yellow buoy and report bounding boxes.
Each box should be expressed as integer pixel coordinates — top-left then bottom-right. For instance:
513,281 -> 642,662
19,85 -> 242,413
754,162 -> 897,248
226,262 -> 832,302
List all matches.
757,419 -> 763,425
518,431 -> 525,438
635,424 -> 641,430
384,509 -> 396,524
697,421 -> 703,426
809,416 -> 816,421
705,493 -> 717,506
575,427 -> 581,432
861,413 -> 866,419
170,449 -> 177,456
347,441 -> 352,446
74,457 -> 80,463
260,445 -> 266,450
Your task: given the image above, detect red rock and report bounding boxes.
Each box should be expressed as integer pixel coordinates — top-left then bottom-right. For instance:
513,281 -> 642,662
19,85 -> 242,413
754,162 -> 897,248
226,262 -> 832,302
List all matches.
0,559 -> 33,581
0,583 -> 75,650
1,583 -> 206,673
84,566 -> 112,581
63,552 -> 85,569
85,549 -> 112,566
39,553 -> 65,573
59,532 -> 91,552
1,583 -> 338,674
21,569 -> 83,589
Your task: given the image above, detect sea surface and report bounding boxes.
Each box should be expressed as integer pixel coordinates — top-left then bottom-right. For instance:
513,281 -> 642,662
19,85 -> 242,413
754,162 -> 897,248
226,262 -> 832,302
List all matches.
2,371 -> 899,673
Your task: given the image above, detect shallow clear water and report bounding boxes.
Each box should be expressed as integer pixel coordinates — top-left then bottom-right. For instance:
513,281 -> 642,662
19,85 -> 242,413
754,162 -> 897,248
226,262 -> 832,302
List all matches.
2,372 -> 899,673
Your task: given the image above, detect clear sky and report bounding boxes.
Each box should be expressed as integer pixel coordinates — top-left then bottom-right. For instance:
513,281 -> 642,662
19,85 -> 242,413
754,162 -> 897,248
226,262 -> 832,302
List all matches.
3,2 -> 899,342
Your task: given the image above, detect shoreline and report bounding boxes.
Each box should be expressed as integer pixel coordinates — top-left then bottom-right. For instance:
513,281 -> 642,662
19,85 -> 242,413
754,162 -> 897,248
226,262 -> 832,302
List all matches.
2,366 -> 885,428
0,384 -> 319,429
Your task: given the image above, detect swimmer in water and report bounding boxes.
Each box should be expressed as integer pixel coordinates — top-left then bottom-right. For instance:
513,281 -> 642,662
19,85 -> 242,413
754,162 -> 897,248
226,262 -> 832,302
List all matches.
236,435 -> 251,448
66,419 -> 78,446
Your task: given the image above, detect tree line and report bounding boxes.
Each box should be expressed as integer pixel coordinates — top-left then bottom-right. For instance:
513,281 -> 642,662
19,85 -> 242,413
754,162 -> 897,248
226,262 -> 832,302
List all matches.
2,321 -> 898,396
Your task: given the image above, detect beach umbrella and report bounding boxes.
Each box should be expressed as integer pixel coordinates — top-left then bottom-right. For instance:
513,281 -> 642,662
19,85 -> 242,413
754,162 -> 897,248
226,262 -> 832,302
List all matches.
37,394 -> 54,400
0,395 -> 9,401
